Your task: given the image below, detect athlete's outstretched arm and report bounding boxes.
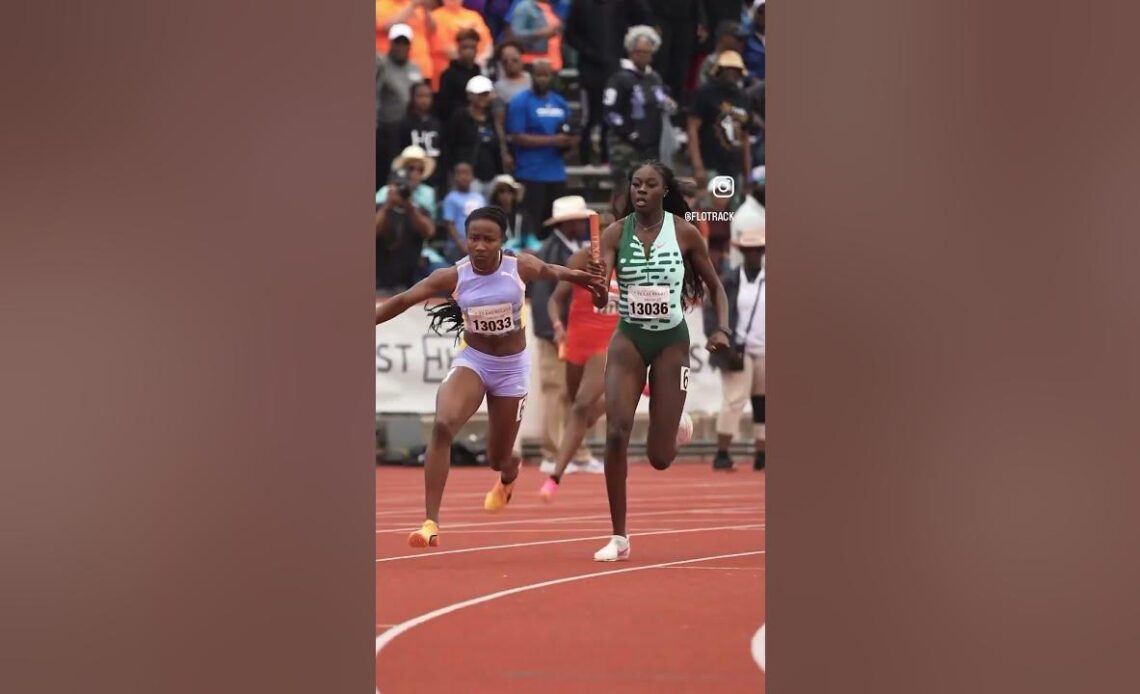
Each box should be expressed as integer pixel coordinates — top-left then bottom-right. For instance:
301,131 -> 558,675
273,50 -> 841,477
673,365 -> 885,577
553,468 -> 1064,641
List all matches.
546,248 -> 590,341
518,250 -> 604,292
677,220 -> 731,352
587,221 -> 622,308
375,267 -> 459,325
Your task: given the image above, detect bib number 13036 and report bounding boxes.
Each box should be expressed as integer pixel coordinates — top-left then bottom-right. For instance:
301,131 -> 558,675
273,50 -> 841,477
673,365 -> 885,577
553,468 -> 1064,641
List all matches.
627,285 -> 670,318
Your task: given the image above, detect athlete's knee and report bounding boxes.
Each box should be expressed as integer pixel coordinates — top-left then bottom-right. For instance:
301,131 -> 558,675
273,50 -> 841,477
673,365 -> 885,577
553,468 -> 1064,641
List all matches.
605,417 -> 633,447
647,445 -> 676,471
587,402 -> 607,427
431,419 -> 459,444
570,398 -> 594,421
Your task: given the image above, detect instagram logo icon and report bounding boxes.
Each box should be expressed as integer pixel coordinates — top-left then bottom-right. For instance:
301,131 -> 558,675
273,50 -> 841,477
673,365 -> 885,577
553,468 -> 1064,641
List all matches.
711,175 -> 735,198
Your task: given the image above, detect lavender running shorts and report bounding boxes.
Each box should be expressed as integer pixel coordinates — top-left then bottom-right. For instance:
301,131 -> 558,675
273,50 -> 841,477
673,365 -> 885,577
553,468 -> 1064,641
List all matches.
449,346 -> 530,398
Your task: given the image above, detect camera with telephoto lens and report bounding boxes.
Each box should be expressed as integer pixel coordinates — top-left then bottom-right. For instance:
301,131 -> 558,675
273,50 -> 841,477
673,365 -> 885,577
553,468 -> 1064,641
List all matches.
389,168 -> 412,199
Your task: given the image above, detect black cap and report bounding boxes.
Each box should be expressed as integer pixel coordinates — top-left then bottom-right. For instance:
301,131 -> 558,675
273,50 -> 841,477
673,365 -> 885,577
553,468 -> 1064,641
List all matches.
716,20 -> 749,40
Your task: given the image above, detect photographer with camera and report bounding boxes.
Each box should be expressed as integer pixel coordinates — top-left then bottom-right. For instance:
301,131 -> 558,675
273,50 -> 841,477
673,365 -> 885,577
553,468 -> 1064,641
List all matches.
703,226 -> 765,472
504,59 -> 575,244
375,145 -> 438,294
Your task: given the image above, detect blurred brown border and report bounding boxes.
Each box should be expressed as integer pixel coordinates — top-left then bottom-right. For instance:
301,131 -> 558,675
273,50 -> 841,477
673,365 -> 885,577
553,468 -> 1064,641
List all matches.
772,1 -> 1140,692
0,2 -> 375,692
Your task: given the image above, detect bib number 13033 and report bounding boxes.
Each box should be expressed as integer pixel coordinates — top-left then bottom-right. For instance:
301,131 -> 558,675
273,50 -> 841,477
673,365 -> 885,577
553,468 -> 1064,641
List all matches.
627,285 -> 670,318
466,304 -> 515,335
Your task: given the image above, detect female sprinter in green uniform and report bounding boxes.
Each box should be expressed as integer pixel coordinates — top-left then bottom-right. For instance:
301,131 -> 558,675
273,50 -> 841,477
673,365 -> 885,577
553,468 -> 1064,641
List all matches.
589,161 -> 732,561
376,207 -> 603,548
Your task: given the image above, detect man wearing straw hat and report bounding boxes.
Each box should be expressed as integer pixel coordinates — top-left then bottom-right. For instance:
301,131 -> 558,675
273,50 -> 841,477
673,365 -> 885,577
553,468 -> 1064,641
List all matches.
704,225 -> 766,471
531,195 -> 602,473
375,145 -> 438,294
687,49 -> 752,203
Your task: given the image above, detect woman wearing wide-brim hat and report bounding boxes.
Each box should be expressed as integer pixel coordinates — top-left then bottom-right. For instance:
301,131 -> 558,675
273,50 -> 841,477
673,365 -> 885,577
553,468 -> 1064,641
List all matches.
490,174 -> 538,253
703,226 -> 766,471
530,196 -> 603,477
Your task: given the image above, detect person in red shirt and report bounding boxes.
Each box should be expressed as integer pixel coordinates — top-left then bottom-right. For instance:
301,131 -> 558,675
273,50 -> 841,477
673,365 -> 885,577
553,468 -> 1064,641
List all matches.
538,213 -> 619,501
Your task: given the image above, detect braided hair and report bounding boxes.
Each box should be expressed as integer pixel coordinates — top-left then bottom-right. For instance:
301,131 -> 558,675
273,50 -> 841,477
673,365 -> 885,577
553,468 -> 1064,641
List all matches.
616,160 -> 706,308
424,206 -> 513,342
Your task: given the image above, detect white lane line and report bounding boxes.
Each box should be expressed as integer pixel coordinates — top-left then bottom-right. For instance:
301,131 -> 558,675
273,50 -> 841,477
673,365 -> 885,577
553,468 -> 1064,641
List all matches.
374,477 -> 763,500
376,507 -> 762,533
660,565 -> 765,571
421,527 -> 674,534
376,504 -> 762,519
376,518 -> 765,534
375,478 -> 759,497
752,623 -> 765,671
375,550 -> 765,662
377,523 -> 763,562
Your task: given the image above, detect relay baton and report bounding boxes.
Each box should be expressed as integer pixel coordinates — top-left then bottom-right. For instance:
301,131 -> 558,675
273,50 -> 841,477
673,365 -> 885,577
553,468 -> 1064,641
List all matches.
588,211 -> 601,264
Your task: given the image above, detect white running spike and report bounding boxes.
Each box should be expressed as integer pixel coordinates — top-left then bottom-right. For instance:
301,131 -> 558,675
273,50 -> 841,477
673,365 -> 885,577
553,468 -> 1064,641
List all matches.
676,412 -> 694,447
593,535 -> 631,562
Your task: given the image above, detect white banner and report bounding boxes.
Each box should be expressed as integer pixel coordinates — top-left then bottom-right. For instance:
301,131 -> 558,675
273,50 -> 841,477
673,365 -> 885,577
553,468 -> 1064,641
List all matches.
376,303 -> 725,416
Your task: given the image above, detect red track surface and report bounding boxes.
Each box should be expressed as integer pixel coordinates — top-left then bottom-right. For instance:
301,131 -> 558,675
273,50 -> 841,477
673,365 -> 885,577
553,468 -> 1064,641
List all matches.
376,462 -> 766,693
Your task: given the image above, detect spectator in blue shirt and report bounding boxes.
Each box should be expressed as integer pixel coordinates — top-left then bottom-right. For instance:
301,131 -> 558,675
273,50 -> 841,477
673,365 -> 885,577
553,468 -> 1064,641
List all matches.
441,161 -> 488,261
744,0 -> 765,80
484,0 -> 514,41
504,60 -> 577,243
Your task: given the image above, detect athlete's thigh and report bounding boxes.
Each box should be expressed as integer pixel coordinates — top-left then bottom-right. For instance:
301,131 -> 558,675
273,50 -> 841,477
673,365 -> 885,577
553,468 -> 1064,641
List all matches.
564,360 -> 585,402
646,340 -> 691,441
537,341 -> 561,390
485,393 -> 526,462
575,351 -> 608,406
436,365 -> 486,427
605,332 -> 647,427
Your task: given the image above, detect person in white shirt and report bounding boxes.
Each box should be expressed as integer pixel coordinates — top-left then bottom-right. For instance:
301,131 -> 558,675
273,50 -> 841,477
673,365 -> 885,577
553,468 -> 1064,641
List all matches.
703,227 -> 765,471
729,165 -> 765,267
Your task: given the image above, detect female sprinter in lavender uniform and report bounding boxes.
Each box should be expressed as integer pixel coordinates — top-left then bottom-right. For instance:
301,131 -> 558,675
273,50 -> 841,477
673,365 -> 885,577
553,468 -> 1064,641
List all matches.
376,206 -> 605,549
